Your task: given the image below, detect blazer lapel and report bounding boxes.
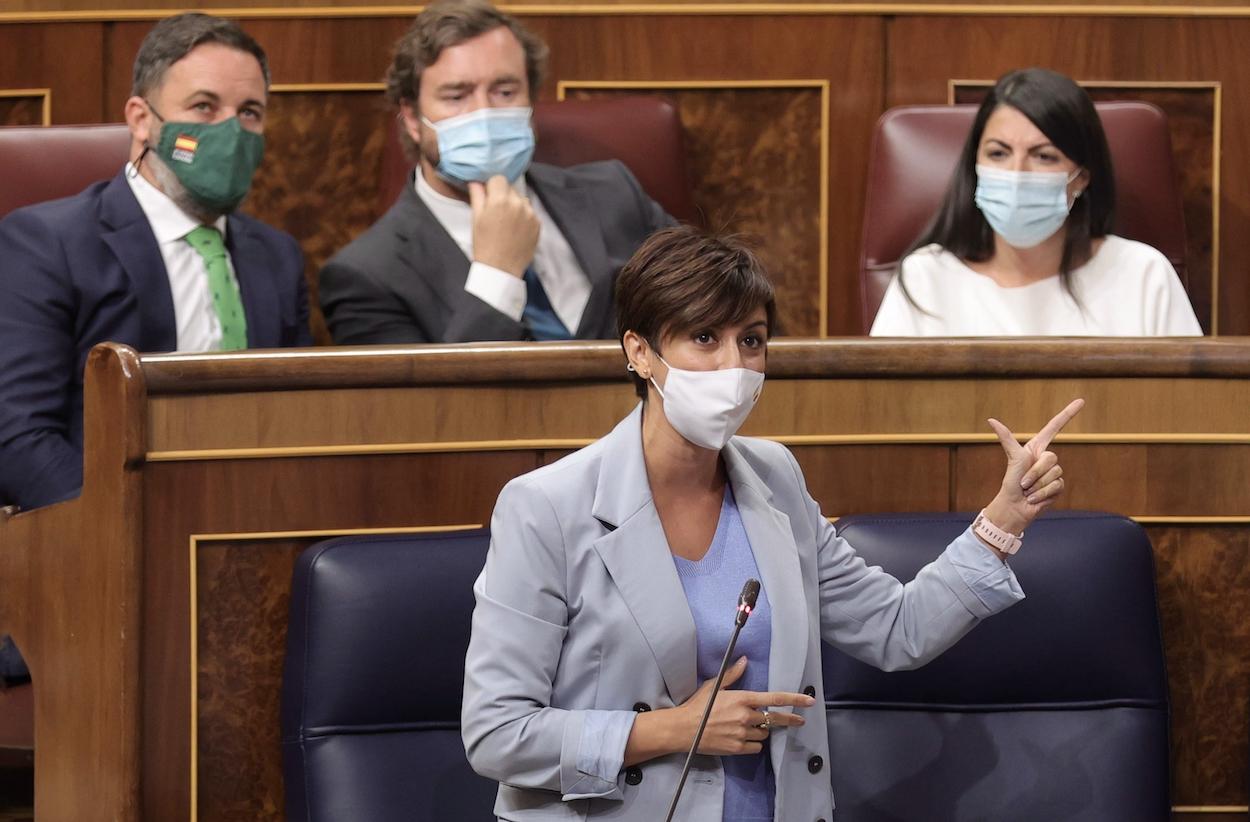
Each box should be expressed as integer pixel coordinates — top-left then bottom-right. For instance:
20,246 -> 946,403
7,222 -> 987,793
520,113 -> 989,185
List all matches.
590,405 -> 698,705
393,179 -> 471,313
722,441 -> 809,780
99,173 -> 177,352
527,165 -> 612,338
722,442 -> 808,697
226,215 -> 281,348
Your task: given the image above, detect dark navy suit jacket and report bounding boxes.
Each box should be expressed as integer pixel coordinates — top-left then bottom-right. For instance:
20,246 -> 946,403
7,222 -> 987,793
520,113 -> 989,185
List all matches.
0,172 -> 311,511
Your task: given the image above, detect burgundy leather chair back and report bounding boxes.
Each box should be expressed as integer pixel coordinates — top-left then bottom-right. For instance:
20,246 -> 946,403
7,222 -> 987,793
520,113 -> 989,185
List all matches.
859,102 -> 1187,331
378,96 -> 697,223
0,124 -> 132,219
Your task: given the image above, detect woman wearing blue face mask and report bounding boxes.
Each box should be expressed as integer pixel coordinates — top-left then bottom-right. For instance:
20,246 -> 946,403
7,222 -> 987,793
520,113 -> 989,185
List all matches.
462,224 -> 1084,821
870,67 -> 1201,337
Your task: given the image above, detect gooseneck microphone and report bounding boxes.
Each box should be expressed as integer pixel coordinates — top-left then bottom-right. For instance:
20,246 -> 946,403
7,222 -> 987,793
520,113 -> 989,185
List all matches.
662,578 -> 761,822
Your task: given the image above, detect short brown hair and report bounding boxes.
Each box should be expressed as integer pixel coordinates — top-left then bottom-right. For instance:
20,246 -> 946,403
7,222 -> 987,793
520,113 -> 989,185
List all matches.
132,13 -> 269,97
615,226 -> 777,399
386,0 -> 548,156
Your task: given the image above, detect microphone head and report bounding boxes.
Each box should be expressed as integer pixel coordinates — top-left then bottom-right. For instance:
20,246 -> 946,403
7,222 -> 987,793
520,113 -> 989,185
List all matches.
735,579 -> 761,626
739,579 -> 761,608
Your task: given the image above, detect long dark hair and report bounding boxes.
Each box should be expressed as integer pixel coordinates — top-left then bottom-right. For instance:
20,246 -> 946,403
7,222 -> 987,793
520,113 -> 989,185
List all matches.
900,68 -> 1116,309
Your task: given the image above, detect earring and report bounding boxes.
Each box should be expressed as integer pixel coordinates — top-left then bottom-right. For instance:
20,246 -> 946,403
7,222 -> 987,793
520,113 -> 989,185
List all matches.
626,363 -> 636,372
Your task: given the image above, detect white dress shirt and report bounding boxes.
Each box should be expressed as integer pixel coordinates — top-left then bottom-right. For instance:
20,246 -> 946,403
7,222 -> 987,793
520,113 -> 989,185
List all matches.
125,163 -> 238,351
870,235 -> 1203,337
414,170 -> 592,334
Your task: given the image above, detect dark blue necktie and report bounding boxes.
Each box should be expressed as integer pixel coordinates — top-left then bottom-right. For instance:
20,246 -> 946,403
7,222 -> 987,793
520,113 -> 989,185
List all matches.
523,266 -> 573,341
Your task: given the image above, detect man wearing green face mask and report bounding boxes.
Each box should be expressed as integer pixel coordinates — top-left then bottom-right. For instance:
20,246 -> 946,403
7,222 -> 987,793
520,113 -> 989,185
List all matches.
0,12 -> 311,516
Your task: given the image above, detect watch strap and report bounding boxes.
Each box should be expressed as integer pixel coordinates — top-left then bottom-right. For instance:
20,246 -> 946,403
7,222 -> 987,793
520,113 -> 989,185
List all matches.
974,509 -> 1023,555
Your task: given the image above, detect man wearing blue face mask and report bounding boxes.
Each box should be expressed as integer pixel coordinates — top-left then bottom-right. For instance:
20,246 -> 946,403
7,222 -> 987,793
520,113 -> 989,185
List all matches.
0,12 -> 311,513
318,0 -> 675,344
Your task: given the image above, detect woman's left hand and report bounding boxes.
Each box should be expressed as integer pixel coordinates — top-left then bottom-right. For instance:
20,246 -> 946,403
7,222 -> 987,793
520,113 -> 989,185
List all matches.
982,398 -> 1085,540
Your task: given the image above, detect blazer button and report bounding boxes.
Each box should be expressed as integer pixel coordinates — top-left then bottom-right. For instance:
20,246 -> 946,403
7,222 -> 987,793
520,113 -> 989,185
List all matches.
802,685 -> 816,698
633,702 -> 651,713
625,766 -> 644,785
807,755 -> 823,774
817,818 -> 827,822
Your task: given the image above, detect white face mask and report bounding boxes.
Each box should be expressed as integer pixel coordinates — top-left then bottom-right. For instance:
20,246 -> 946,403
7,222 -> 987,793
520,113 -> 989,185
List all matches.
649,354 -> 765,451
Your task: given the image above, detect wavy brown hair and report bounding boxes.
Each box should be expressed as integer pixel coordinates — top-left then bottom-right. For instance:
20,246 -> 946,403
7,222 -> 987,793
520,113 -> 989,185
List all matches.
385,0 -> 548,159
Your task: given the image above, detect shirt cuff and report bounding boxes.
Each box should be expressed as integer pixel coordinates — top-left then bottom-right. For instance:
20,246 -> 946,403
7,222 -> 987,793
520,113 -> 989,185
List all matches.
575,709 -> 637,786
945,527 -> 1025,615
464,261 -> 526,322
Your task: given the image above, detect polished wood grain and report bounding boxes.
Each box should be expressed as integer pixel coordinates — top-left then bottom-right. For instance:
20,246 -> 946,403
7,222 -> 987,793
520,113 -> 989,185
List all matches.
792,445 -> 952,514
195,538 -> 305,822
0,97 -> 43,127
567,84 -> 825,335
18,0 -> 1250,12
134,338 -> 1250,396
531,13 -> 882,336
0,23 -> 101,123
248,90 -> 393,345
954,443 -> 1250,514
1150,525 -> 1250,806
0,345 -> 145,821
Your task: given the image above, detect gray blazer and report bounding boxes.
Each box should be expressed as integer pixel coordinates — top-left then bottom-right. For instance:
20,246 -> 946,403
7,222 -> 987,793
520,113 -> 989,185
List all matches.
462,404 -> 1023,821
319,160 -> 674,344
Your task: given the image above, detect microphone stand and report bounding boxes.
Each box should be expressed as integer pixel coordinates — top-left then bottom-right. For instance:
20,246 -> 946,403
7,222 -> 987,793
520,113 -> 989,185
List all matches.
662,581 -> 759,822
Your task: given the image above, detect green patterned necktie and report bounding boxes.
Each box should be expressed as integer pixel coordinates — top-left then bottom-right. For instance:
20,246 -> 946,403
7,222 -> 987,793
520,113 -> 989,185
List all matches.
184,225 -> 248,350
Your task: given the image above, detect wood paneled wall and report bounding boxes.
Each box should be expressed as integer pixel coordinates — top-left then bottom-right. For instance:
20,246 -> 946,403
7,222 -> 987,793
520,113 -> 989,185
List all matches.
8,7 -> 1250,335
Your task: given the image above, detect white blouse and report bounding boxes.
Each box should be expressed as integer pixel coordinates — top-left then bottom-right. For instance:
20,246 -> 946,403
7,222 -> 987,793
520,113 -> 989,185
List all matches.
869,236 -> 1203,337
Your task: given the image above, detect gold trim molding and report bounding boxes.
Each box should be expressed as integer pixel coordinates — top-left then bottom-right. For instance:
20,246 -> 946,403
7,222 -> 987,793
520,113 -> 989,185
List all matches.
270,82 -> 385,93
187,523 -> 482,821
18,5 -> 1250,23
0,88 -> 51,126
1135,516 -> 1250,524
1172,807 -> 1250,813
146,431 -> 1250,463
557,79 -> 830,335
948,79 -> 1223,334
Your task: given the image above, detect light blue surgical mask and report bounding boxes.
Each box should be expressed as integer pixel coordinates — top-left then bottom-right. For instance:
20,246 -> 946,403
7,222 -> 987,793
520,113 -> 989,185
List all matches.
974,165 -> 1082,249
422,106 -> 535,187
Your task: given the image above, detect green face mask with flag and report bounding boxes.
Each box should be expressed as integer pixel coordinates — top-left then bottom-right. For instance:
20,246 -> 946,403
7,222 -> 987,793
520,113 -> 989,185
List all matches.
147,103 -> 265,213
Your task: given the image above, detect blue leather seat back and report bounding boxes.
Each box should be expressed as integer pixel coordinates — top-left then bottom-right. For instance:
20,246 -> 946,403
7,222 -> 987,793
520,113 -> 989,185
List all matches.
281,530 -> 497,822
824,511 -> 1169,822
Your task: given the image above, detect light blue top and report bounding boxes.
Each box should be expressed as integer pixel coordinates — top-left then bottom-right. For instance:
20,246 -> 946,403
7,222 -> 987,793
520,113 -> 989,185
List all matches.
672,486 -> 775,820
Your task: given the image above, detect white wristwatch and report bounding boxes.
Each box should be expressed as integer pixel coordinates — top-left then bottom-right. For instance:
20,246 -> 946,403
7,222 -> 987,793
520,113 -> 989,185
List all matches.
973,509 -> 1023,555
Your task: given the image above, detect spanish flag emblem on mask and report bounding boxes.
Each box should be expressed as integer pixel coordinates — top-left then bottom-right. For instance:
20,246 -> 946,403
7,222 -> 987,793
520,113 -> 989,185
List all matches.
171,134 -> 198,164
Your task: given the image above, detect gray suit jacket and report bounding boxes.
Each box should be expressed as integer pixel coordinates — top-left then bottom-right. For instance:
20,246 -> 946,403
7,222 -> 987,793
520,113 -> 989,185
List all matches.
319,161 -> 674,344
462,404 -> 1024,821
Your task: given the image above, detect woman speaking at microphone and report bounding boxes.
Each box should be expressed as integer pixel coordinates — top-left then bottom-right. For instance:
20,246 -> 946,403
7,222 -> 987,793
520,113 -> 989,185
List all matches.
462,225 -> 1083,821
